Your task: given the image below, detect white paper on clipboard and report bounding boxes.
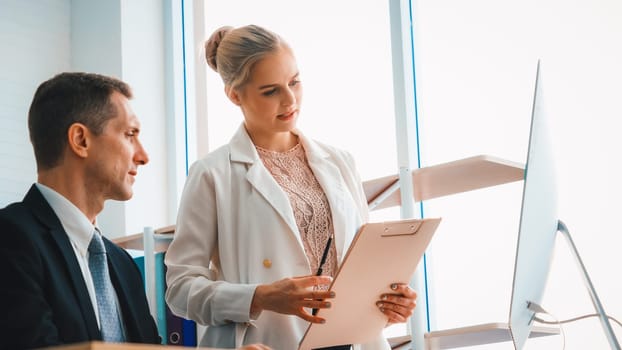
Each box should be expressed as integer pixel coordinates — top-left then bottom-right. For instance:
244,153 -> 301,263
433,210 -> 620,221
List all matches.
298,218 -> 441,350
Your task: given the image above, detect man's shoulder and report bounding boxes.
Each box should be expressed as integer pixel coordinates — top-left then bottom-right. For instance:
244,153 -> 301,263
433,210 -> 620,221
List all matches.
0,200 -> 33,225
0,191 -> 56,244
0,200 -> 51,257
1,185 -> 45,221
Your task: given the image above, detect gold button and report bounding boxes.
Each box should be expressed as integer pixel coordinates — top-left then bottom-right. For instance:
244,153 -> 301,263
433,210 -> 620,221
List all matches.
263,259 -> 272,268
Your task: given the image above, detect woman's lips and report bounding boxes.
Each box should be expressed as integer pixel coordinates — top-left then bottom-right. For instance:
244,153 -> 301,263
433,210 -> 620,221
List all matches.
278,109 -> 297,120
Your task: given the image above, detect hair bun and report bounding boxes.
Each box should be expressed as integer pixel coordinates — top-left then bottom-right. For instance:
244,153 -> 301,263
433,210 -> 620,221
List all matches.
205,26 -> 233,72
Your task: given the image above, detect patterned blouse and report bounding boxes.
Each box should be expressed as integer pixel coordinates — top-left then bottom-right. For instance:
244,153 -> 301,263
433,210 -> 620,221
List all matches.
256,143 -> 337,281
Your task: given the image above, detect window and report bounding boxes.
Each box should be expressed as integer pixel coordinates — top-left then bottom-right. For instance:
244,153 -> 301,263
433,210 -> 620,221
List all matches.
201,1 -> 397,183
413,0 -> 622,348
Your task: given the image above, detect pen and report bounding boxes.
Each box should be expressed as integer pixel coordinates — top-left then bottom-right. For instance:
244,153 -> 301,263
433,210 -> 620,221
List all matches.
312,234 -> 333,316
316,234 -> 333,277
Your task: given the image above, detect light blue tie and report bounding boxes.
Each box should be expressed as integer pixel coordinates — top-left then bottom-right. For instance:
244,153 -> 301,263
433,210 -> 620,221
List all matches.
88,231 -> 125,342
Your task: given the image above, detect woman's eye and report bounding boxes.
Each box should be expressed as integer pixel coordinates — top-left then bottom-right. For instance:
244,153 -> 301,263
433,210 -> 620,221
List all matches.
289,80 -> 300,87
262,88 -> 277,96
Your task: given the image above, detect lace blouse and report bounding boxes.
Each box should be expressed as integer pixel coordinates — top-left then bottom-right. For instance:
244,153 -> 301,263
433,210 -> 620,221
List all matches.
256,143 -> 337,280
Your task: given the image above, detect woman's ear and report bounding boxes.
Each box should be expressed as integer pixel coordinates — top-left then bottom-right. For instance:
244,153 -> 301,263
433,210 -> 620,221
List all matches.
67,123 -> 90,159
226,86 -> 242,106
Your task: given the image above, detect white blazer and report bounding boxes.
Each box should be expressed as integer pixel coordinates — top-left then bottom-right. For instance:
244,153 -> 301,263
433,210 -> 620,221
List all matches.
165,125 -> 390,350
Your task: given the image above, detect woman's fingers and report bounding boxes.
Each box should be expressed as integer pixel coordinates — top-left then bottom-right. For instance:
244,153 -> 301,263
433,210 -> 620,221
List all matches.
377,283 -> 418,324
252,275 -> 335,323
293,275 -> 333,288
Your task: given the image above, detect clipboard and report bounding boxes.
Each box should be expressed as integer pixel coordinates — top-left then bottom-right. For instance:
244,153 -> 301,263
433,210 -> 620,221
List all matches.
298,218 -> 441,350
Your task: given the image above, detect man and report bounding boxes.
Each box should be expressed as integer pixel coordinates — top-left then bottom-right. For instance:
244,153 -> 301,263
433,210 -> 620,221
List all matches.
0,72 -> 160,348
0,72 -> 271,350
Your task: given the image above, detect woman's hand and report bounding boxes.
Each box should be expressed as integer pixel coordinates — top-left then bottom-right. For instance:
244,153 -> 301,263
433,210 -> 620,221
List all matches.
376,283 -> 417,325
251,275 -> 334,324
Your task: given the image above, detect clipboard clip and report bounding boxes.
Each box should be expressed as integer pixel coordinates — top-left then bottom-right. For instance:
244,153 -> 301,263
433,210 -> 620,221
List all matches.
381,220 -> 423,237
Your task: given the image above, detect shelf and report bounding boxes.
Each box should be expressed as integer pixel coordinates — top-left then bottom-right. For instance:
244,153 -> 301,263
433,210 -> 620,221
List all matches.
363,155 -> 524,211
424,322 -> 559,350
112,225 -> 174,252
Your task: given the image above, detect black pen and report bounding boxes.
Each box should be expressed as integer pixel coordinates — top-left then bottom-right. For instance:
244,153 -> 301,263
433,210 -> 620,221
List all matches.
312,234 -> 333,316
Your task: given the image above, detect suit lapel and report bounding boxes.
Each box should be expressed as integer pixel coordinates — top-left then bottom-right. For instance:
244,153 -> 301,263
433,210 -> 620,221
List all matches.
23,185 -> 101,340
105,240 -> 140,341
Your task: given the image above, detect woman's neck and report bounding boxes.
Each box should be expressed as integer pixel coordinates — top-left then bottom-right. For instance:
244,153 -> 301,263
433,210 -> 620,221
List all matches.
247,129 -> 298,152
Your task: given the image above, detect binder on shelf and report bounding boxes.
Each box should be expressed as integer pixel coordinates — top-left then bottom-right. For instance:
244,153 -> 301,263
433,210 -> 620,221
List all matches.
162,254 -> 197,347
120,226 -> 198,347
165,305 -> 183,345
181,319 -> 197,346
126,249 -> 167,344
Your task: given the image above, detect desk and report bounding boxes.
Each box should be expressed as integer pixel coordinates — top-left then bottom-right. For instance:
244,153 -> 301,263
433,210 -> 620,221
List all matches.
42,341 -> 218,350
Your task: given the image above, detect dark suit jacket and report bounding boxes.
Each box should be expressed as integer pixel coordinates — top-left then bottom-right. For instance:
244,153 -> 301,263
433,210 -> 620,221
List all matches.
0,185 -> 160,349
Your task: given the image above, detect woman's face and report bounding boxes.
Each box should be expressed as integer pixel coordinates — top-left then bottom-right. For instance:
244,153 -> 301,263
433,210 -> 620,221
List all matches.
229,47 -> 303,139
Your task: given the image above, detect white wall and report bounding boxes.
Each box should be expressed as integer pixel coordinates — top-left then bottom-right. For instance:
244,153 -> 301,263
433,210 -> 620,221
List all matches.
0,0 -> 70,207
120,0 -> 171,235
0,0 -> 174,238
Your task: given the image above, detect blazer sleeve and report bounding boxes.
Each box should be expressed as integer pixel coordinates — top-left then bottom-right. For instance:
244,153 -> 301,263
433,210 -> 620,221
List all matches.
164,159 -> 258,326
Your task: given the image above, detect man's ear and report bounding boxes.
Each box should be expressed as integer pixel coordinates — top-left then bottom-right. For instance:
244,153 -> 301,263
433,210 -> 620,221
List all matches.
226,86 -> 242,106
67,123 -> 90,159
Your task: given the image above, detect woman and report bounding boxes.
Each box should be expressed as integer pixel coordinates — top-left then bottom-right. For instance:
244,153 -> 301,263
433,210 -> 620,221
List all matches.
165,24 -> 417,350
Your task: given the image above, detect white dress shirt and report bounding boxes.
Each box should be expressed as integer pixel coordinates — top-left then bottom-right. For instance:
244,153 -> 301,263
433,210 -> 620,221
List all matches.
35,183 -> 122,330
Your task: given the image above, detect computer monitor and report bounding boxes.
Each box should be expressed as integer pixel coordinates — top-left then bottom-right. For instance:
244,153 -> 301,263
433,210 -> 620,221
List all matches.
508,60 -> 558,350
509,61 -> 620,349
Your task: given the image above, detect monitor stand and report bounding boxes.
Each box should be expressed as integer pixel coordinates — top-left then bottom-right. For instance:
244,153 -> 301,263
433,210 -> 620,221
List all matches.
422,220 -> 621,350
554,220 -> 620,349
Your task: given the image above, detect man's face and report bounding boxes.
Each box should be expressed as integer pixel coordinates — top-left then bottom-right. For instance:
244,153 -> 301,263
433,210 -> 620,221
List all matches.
85,91 -> 149,201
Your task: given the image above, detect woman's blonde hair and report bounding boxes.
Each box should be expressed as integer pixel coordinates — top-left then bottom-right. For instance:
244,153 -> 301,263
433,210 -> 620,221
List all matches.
205,24 -> 289,91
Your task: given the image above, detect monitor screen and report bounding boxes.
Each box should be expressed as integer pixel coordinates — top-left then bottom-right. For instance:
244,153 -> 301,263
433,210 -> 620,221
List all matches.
509,61 -> 559,349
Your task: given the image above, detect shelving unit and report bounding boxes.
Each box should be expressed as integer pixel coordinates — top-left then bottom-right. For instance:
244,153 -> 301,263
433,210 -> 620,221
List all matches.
363,155 -> 525,211
363,155 -> 557,348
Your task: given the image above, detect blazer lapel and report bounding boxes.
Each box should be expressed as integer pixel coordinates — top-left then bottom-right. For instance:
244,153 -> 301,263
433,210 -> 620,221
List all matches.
23,185 -> 101,340
229,125 -> 302,244
105,240 -> 141,341
299,134 -> 353,262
